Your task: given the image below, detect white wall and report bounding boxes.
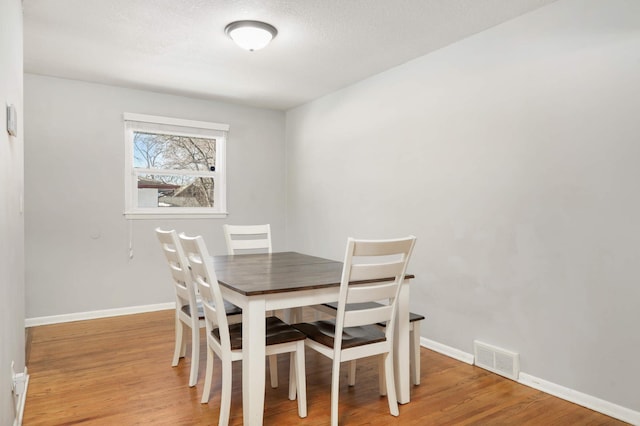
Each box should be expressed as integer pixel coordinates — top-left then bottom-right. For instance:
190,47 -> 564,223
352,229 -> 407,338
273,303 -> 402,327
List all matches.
24,75 -> 286,318
286,0 -> 640,415
0,0 -> 25,423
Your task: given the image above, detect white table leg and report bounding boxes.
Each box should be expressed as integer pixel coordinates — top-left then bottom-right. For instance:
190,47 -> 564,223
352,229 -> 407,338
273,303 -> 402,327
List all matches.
243,298 -> 266,424
394,280 -> 411,404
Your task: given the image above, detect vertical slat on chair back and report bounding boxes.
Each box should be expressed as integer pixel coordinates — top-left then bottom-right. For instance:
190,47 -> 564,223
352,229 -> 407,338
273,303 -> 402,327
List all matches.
179,234 -> 232,352
335,236 -> 416,347
223,224 -> 272,255
155,228 -> 196,311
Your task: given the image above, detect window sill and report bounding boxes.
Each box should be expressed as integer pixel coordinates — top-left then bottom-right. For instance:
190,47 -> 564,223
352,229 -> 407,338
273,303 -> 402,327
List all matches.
124,211 -> 228,220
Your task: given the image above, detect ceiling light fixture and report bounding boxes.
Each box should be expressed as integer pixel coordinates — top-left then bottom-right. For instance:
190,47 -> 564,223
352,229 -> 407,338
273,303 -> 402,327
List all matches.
225,20 -> 278,51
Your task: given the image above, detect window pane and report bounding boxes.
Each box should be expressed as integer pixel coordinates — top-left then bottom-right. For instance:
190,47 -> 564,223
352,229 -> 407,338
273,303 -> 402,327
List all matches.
137,174 -> 214,208
133,132 -> 216,171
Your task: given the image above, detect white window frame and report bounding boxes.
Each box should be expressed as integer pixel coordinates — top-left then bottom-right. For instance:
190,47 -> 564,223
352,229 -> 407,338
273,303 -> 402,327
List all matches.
123,113 -> 229,219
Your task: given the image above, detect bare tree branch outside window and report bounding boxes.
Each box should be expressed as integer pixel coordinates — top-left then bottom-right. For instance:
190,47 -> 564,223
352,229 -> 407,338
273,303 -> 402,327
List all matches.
133,132 -> 216,208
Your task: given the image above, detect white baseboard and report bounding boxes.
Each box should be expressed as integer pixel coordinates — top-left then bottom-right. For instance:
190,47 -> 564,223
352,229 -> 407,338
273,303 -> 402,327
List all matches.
518,373 -> 640,425
25,302 -> 175,327
419,337 -> 640,425
420,337 -> 475,365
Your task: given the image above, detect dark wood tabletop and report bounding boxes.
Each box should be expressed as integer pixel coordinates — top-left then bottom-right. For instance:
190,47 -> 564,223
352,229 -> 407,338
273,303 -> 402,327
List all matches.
213,251 -> 414,296
213,251 -> 344,296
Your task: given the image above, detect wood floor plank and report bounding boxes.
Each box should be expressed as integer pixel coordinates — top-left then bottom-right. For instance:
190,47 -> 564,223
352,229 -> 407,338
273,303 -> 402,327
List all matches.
23,310 -> 629,425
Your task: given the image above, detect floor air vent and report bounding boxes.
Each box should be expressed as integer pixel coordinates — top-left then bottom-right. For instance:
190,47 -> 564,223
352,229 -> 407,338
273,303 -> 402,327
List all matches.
473,340 -> 520,380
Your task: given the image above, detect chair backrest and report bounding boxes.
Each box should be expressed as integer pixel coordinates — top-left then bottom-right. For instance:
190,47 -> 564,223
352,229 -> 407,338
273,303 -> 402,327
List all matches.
179,233 -> 233,352
334,236 -> 417,351
223,224 -> 272,255
155,228 -> 198,315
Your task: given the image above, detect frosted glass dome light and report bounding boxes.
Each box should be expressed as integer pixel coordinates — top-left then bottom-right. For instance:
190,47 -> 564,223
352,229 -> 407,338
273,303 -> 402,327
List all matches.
225,20 -> 278,51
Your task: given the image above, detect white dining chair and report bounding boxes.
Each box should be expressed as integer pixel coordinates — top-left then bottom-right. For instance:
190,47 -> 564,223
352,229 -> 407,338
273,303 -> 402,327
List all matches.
293,236 -> 416,426
223,224 -> 272,255
179,233 -> 307,425
156,228 -> 242,387
223,223 -> 281,386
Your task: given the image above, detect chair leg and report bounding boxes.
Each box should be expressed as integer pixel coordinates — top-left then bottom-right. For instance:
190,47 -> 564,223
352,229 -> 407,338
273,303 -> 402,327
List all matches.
378,355 -> 386,395
284,307 -> 304,323
294,342 -> 307,418
189,323 -> 200,387
384,352 -> 399,417
348,360 -> 356,386
288,352 -> 296,401
200,347 -> 214,404
411,321 -> 421,385
293,307 -> 304,323
219,357 -> 233,426
269,354 -> 278,388
172,315 -> 183,366
330,357 -> 341,426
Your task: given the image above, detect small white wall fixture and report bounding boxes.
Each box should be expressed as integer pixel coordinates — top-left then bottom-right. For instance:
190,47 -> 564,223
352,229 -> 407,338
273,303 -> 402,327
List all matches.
6,103 -> 17,136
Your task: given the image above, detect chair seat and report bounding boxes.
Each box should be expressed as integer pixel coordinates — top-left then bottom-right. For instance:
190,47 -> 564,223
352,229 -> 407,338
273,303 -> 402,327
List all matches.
181,300 -> 242,319
214,316 -> 307,350
293,320 -> 386,349
323,301 -> 425,387
322,302 -> 425,323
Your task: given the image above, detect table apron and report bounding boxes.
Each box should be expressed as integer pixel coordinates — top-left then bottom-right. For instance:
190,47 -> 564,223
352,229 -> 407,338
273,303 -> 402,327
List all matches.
219,286 -> 341,311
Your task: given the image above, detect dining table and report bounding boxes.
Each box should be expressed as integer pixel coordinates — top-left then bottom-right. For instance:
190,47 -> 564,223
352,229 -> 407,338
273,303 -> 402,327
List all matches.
212,251 -> 415,425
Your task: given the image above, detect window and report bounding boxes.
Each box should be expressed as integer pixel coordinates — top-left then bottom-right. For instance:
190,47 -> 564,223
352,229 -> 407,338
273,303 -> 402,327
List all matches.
124,113 -> 228,219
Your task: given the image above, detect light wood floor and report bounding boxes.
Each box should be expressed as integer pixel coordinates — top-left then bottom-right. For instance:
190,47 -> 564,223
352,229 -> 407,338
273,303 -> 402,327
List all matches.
23,310 -> 627,425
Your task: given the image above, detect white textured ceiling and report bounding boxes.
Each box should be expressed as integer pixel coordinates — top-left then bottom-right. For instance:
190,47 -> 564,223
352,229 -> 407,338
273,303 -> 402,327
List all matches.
23,0 -> 557,110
